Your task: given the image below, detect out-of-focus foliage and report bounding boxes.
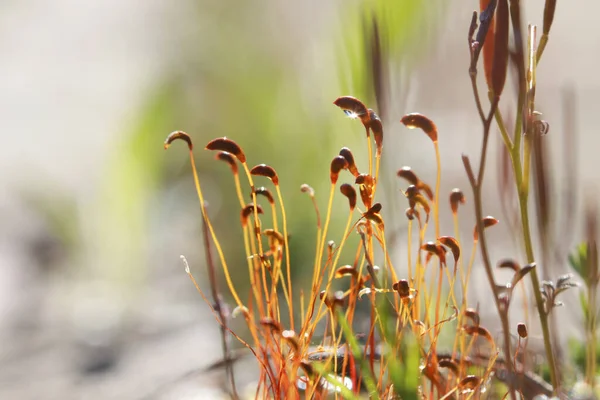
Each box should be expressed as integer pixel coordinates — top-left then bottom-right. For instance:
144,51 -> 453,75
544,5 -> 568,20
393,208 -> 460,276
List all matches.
83,0 -> 440,312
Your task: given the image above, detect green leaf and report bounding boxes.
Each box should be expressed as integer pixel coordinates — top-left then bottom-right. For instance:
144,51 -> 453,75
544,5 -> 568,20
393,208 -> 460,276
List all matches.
335,309 -> 381,399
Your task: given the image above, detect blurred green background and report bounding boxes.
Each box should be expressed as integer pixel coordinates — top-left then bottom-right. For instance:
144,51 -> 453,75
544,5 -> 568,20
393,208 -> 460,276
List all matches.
1,0 -> 598,398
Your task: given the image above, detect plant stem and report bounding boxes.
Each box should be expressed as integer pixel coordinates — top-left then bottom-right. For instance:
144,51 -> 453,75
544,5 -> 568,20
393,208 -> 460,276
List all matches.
517,185 -> 559,391
463,98 -> 517,400
201,205 -> 239,399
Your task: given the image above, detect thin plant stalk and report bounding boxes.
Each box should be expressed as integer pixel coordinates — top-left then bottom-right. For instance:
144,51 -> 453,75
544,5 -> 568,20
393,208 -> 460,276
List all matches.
201,206 -> 239,399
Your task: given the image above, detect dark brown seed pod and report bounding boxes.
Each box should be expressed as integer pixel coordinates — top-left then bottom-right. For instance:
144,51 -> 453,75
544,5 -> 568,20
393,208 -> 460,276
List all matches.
333,96 -> 369,122
400,113 -> 438,143
259,317 -> 282,334
253,187 -> 275,205
364,212 -> 384,230
421,241 -> 438,255
250,164 -> 279,185
241,204 -> 264,227
517,323 -> 528,339
449,189 -> 466,214
367,203 -> 382,214
355,173 -> 374,187
420,183 -> 434,201
397,167 -> 419,185
368,109 -> 384,155
330,156 -> 348,185
328,240 -> 336,253
205,137 -> 246,163
473,216 -> 499,240
438,236 -> 460,264
264,229 -> 285,247
438,358 -> 459,375
497,259 -> 521,273
319,290 -> 345,310
397,168 -> 434,199
340,184 -> 357,211
339,147 -> 359,177
332,290 -> 345,308
405,207 -> 420,222
215,151 -> 238,174
356,174 -> 374,209
421,242 -> 446,266
464,308 -> 480,326
463,325 -> 494,343
392,279 -> 411,298
164,131 -> 193,150
282,330 -> 300,353
458,375 -> 481,392
405,185 -> 419,199
491,0 -> 509,97
407,193 -> 430,220
335,265 -> 359,279
300,184 -> 315,197
299,361 -> 314,378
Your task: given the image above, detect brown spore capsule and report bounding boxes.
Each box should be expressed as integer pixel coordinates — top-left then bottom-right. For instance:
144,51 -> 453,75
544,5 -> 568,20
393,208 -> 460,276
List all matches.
330,156 -> 348,185
253,187 -> 275,205
333,96 -> 369,122
205,137 -> 246,163
463,325 -> 493,343
458,375 -> 481,392
215,151 -> 238,174
473,216 -> 499,240
400,113 -> 438,143
517,323 -> 528,338
335,265 -> 358,279
438,236 -> 460,264
364,211 -> 384,229
355,173 -> 374,187
405,185 -> 419,199
340,184 -> 357,211
164,131 -> 193,150
241,204 -> 264,227
449,189 -> 466,214
368,109 -> 384,154
259,317 -> 282,334
319,290 -> 343,309
421,242 -> 446,266
464,308 -> 480,326
497,259 -> 521,272
332,290 -> 345,308
300,183 -> 315,197
282,330 -> 300,353
250,164 -> 279,186
438,359 -> 459,375
392,279 -> 411,298
397,167 -> 419,186
299,361 -> 314,377
264,229 -> 285,246
339,147 -> 359,177
483,216 -> 499,227
367,203 -> 382,214
405,207 -> 420,222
